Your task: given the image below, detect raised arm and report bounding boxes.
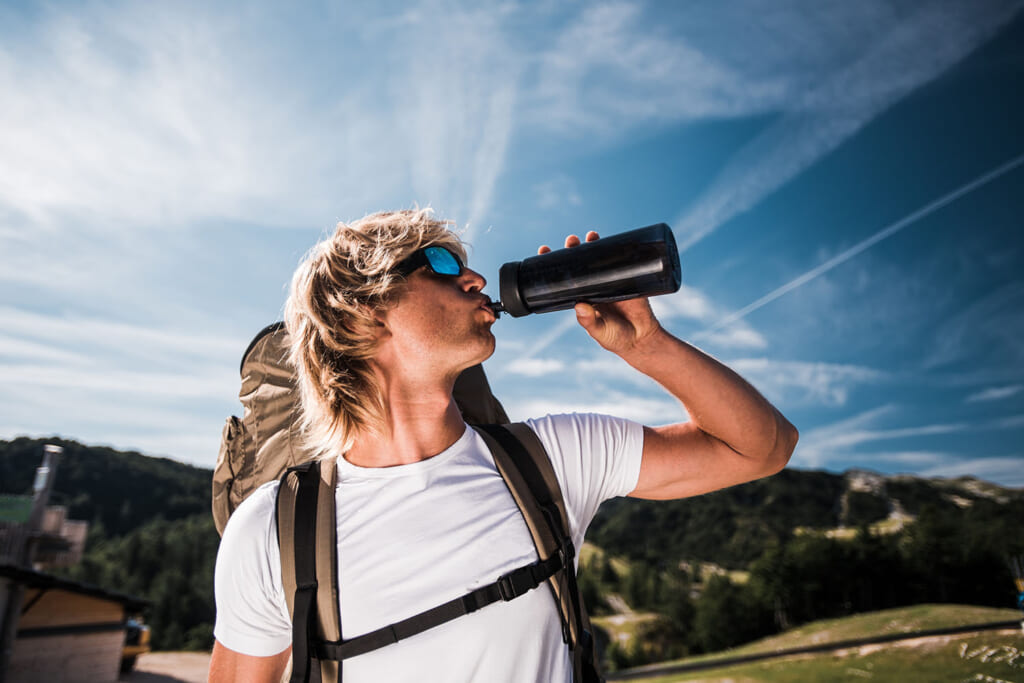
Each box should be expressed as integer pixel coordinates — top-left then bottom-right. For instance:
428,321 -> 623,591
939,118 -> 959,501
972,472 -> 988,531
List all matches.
548,232 -> 798,500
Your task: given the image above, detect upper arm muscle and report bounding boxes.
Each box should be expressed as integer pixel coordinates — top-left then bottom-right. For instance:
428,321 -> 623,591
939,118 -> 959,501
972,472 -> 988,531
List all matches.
208,640 -> 290,683
629,423 -> 784,500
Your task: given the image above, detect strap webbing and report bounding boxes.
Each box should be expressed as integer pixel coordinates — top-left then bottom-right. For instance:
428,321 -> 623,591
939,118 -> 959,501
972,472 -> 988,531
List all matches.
476,423 -> 600,682
276,423 -> 602,682
475,424 -> 577,641
289,462 -> 320,683
314,551 -> 563,661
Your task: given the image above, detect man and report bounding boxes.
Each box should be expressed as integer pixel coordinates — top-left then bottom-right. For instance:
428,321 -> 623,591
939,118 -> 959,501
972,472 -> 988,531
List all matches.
209,209 -> 797,682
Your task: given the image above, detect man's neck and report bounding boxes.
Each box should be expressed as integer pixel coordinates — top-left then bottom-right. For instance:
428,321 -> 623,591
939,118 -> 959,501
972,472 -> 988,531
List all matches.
343,377 -> 466,468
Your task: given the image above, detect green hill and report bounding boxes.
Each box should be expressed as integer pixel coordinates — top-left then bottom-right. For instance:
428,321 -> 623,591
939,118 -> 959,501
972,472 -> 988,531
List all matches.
615,605 -> 1024,682
0,436 -> 211,536
588,468 -> 1024,569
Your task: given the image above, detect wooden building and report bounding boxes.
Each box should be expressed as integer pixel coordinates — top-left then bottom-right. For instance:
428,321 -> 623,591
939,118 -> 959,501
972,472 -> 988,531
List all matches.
0,564 -> 148,683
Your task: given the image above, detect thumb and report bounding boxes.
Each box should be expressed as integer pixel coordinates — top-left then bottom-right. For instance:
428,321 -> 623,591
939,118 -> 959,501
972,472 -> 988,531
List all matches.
574,302 -> 598,329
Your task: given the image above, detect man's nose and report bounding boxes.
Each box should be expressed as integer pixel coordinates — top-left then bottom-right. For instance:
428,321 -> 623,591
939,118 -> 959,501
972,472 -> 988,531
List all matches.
460,268 -> 486,292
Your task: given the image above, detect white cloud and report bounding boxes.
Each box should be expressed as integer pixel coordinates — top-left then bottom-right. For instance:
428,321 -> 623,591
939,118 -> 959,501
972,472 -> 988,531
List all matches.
0,5 -> 328,229
703,326 -> 768,350
2,364 -> 234,399
790,447 -> 955,472
655,286 -> 768,349
505,357 -> 566,377
651,285 -> 717,322
534,176 -> 583,210
574,356 -> 663,391
795,402 -> 1024,479
0,306 -> 243,467
808,423 -> 969,452
966,384 -> 1024,403
987,414 -> 1024,430
506,394 -> 683,426
922,456 -> 1024,488
527,2 -> 782,135
673,0 -> 1023,251
926,283 -> 1024,370
0,0 -> 524,242
0,306 -> 241,364
729,358 -> 885,407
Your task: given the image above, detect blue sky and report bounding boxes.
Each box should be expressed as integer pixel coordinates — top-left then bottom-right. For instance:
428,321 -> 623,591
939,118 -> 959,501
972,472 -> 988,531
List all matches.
2,0 -> 1023,487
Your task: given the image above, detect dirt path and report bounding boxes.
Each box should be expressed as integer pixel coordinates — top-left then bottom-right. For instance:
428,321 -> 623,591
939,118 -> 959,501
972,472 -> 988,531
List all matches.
121,651 -> 211,683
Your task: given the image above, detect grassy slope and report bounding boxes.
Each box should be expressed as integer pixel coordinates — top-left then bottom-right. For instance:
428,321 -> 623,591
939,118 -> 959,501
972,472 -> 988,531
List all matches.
626,605 -> 1023,682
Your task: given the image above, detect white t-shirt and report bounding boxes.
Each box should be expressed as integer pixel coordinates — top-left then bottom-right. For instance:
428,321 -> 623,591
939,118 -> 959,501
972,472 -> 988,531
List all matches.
214,413 -> 644,682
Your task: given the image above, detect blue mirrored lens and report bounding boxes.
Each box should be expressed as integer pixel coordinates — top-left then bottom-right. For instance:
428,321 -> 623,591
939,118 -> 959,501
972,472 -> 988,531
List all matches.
423,247 -> 462,275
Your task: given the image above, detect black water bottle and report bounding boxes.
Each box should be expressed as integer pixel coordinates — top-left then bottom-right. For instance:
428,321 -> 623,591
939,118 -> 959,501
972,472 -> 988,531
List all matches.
493,223 -> 681,317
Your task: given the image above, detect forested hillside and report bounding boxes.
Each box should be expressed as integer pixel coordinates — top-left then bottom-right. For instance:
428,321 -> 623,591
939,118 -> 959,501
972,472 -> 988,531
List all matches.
587,467 -> 1024,568
0,437 -> 215,649
0,436 -> 210,535
2,437 -> 1021,663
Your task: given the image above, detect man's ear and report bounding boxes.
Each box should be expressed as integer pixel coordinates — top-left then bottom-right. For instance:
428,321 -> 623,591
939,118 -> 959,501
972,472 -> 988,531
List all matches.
370,306 -> 391,336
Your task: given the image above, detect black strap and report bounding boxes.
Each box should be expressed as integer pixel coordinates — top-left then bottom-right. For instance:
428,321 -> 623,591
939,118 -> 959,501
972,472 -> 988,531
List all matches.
282,425 -> 598,681
477,424 -> 598,682
289,462 -> 321,683
314,551 -> 564,661
475,424 -> 580,641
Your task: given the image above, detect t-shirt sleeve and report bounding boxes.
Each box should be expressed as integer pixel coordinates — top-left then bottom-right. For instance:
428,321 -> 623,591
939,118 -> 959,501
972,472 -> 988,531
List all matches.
213,482 -> 292,656
525,413 -> 644,547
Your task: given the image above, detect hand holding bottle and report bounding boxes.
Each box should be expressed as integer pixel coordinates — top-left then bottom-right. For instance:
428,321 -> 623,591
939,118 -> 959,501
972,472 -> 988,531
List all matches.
541,231 -> 664,356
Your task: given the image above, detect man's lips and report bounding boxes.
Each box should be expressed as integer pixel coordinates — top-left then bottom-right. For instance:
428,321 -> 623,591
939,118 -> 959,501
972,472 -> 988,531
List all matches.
481,299 -> 501,319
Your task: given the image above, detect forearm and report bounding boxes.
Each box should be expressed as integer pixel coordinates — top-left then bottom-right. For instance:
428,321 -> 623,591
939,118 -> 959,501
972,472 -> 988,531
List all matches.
619,327 -> 793,461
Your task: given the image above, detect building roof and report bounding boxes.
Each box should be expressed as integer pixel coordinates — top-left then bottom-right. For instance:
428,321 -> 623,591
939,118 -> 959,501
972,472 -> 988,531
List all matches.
0,563 -> 149,612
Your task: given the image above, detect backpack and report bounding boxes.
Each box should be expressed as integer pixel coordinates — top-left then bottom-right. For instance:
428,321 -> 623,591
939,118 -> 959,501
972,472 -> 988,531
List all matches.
214,323 -> 602,682
212,322 -> 510,534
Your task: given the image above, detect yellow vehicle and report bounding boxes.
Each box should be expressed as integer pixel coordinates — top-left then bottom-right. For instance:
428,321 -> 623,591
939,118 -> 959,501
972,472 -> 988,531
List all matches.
121,617 -> 151,673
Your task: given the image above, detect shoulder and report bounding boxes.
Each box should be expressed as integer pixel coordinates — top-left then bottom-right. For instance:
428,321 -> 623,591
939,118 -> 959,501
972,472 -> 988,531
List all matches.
525,412 -> 643,451
218,480 -> 282,564
520,413 -> 644,530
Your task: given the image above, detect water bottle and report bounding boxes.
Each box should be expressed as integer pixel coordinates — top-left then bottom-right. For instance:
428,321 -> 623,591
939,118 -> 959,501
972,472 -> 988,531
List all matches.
491,223 -> 681,318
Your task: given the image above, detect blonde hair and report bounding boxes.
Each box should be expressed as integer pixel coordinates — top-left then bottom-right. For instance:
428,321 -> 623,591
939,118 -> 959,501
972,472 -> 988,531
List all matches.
285,209 -> 467,459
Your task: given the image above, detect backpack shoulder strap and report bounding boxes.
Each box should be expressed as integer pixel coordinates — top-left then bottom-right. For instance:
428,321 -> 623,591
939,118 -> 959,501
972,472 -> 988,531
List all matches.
277,458 -> 341,683
473,423 -> 601,682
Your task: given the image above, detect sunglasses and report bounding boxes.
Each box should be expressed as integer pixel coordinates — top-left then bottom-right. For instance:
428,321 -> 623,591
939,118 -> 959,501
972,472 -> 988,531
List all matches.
394,246 -> 465,278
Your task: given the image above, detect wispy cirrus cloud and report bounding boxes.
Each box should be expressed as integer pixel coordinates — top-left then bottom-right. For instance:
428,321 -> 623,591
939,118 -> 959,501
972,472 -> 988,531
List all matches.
653,285 -> 769,350
922,456 -> 1024,487
924,282 -> 1024,371
505,357 -> 567,377
796,404 -> 1024,474
0,305 -> 241,464
966,384 -> 1024,403
527,2 -> 782,135
505,391 -> 683,427
0,1 -> 523,238
673,0 -> 1024,251
729,358 -> 886,407
534,175 -> 583,210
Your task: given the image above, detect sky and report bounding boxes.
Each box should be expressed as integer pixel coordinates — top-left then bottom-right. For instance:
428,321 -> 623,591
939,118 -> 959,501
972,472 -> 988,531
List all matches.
2,0 -> 1023,488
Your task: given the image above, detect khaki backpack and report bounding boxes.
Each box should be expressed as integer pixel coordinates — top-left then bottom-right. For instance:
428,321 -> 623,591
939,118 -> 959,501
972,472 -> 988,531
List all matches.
212,322 -> 509,535
214,323 -> 601,682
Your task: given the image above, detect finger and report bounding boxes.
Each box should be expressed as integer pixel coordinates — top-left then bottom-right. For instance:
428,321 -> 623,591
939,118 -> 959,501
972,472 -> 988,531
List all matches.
537,245 -> 551,255
574,302 -> 598,329
564,234 -> 581,248
585,231 -> 600,242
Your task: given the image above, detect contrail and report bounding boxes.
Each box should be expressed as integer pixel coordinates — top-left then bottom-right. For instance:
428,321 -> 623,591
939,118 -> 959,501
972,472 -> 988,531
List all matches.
672,0 -> 1024,254
695,152 -> 1024,338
